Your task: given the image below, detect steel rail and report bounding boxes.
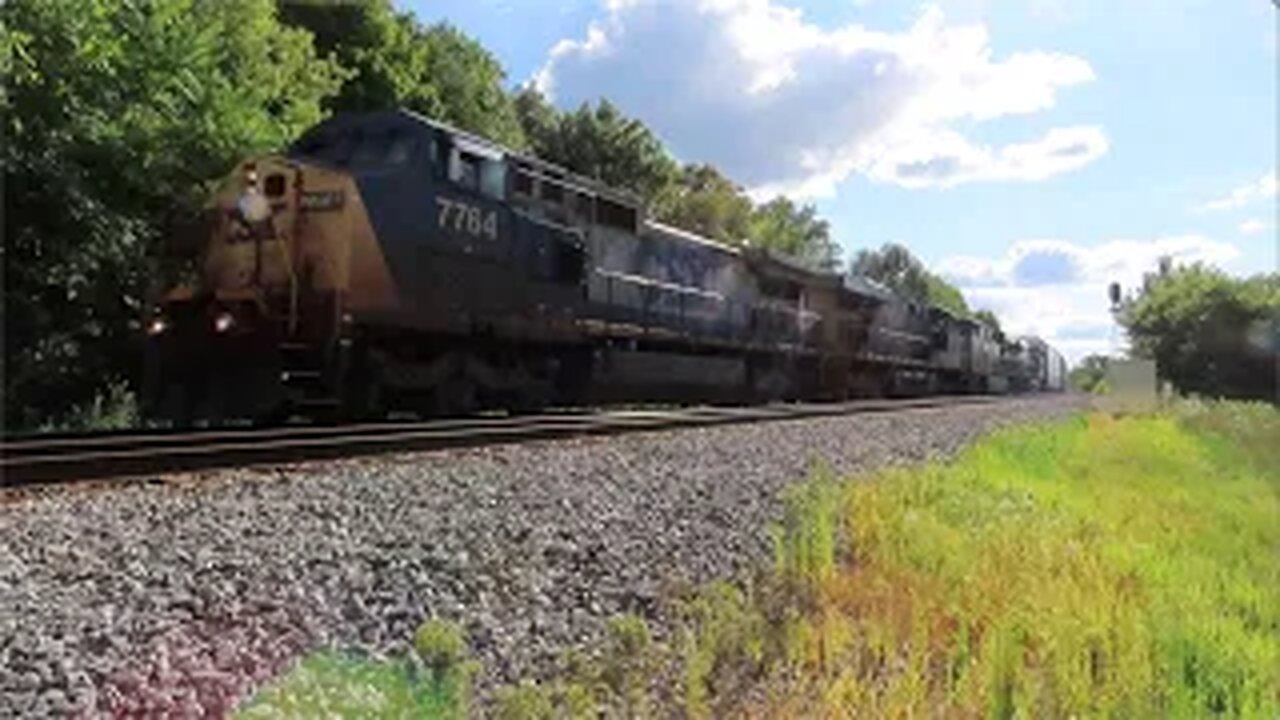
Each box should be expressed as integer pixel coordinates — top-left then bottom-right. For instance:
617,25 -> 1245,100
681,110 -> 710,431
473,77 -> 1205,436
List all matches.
1,396 -> 999,489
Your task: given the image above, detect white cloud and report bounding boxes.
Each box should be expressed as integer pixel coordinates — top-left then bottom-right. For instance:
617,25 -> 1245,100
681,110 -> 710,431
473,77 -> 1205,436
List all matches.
1195,171 -> 1278,212
1238,218 -> 1271,236
536,1 -> 1104,196
860,125 -> 1107,190
940,235 -> 1242,364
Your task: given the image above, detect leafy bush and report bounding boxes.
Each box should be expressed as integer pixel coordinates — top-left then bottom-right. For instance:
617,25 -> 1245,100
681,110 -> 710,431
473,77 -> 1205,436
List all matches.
1120,263 -> 1278,402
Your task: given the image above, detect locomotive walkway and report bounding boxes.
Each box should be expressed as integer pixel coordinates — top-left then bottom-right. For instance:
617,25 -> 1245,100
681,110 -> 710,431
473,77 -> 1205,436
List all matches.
1,396 -> 999,488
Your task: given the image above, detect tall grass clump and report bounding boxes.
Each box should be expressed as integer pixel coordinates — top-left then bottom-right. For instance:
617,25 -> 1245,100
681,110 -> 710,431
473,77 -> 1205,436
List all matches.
755,403 -> 1279,718
236,619 -> 474,719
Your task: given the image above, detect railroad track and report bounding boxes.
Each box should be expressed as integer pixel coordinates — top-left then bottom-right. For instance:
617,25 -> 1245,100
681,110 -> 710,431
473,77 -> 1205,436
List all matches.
1,395 -> 1000,488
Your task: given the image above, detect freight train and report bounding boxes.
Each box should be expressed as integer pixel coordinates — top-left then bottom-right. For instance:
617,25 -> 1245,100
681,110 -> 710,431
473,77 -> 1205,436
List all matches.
143,109 -> 1065,424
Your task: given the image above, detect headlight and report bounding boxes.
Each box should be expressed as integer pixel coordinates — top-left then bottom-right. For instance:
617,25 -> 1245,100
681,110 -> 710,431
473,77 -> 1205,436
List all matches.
237,189 -> 271,223
213,311 -> 235,333
147,317 -> 169,336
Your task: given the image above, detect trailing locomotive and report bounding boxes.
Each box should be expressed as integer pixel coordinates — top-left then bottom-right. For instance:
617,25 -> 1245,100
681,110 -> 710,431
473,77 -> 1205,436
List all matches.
143,110 -> 1063,423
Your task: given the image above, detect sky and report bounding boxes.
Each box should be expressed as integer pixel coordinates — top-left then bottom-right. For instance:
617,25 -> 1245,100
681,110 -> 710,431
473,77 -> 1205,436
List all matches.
400,0 -> 1278,364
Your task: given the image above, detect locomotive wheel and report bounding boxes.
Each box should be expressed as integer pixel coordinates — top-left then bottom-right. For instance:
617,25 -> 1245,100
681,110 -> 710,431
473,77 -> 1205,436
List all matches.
342,367 -> 387,421
431,377 -> 477,417
158,384 -> 195,428
507,380 -> 552,415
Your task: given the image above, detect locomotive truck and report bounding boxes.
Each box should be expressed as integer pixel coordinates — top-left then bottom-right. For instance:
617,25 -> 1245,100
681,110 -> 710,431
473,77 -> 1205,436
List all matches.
143,109 -> 1062,424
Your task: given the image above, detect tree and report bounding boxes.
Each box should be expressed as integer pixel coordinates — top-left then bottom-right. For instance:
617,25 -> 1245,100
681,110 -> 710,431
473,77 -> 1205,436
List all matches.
1119,264 -> 1278,401
512,85 -> 560,154
514,88 -> 679,201
850,244 -> 930,300
747,197 -> 839,271
420,23 -> 527,148
654,164 -> 755,245
973,309 -> 1002,334
3,0 -> 344,430
924,274 -> 971,317
1068,354 -> 1110,393
849,243 -> 969,314
279,0 -> 527,148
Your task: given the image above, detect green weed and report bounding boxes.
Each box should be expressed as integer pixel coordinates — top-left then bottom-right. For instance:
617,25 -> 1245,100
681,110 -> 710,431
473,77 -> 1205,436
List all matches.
492,680 -> 556,720
236,619 -> 473,719
39,380 -> 139,432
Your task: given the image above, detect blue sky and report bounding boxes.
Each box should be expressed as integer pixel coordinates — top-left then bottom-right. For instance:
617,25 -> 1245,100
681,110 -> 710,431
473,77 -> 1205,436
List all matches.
400,0 -> 1277,362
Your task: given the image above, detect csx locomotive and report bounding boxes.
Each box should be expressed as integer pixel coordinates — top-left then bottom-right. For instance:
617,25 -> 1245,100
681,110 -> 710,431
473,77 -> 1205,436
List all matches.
143,110 -> 1065,423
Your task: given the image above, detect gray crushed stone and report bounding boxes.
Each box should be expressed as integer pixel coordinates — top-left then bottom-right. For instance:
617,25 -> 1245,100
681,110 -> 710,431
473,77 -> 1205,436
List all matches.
0,396 -> 1082,716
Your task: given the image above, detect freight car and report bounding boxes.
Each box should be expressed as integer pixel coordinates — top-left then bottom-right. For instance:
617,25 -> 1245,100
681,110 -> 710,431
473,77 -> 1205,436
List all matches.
143,109 -> 1060,424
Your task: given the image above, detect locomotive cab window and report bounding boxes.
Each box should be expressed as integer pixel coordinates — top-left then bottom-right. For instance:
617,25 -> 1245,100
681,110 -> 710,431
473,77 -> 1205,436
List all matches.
298,129 -> 416,170
597,198 -> 637,232
479,159 -> 506,199
513,169 -> 535,197
264,173 -> 286,198
306,131 -> 356,166
427,136 -> 440,169
448,136 -> 506,199
386,131 -> 416,166
572,191 -> 595,219
541,180 -> 564,205
449,149 -> 482,191
449,148 -> 507,200
350,131 -> 385,168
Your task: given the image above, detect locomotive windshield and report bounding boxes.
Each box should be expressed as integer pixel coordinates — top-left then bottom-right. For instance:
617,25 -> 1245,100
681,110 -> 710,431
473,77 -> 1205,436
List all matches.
293,129 -> 417,171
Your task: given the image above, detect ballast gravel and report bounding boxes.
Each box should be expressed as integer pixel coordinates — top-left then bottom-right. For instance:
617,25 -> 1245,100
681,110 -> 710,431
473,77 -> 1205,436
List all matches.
1,396 -> 1082,717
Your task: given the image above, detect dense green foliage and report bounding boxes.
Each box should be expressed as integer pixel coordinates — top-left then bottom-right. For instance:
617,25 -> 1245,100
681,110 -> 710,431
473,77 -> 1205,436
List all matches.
2,0 -> 343,430
514,88 -> 678,201
237,403 -> 1280,717
1069,353 -> 1110,392
1119,263 -> 1278,401
653,163 -> 755,243
279,0 -> 527,148
746,196 -> 839,270
973,308 -> 1002,334
850,243 -> 972,316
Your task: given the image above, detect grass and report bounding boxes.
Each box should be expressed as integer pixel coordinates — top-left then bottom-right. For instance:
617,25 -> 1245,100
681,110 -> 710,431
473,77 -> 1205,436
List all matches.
749,400 -> 1280,718
235,620 -> 474,719
236,401 -> 1280,718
